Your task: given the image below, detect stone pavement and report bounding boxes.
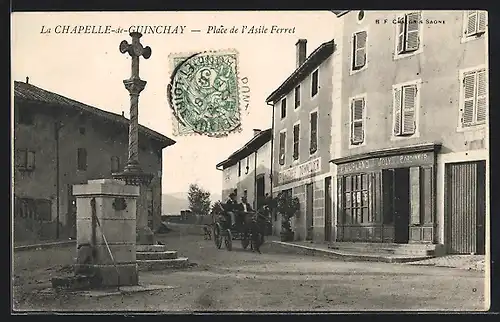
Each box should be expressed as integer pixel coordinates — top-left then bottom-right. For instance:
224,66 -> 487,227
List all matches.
268,238 -> 486,271
406,255 -> 486,272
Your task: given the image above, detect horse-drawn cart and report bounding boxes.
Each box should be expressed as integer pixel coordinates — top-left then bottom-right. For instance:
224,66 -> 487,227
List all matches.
211,203 -> 270,253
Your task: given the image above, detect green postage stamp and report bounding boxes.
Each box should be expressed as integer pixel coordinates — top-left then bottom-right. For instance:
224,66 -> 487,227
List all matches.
167,49 -> 242,137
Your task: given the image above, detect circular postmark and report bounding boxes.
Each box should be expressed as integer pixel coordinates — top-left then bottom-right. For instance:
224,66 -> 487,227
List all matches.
168,51 -> 241,137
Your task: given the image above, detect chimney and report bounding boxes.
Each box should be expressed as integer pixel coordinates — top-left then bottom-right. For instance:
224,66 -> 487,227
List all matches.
25,77 -> 29,84
253,129 -> 261,137
295,39 -> 307,67
121,111 -> 125,117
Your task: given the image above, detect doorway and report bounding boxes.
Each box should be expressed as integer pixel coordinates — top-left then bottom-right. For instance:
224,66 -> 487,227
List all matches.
393,168 -> 410,244
383,168 -> 411,243
324,177 -> 333,242
446,161 -> 486,254
306,183 -> 314,240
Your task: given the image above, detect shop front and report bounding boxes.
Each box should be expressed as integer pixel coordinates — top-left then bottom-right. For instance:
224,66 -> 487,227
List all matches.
331,143 -> 441,244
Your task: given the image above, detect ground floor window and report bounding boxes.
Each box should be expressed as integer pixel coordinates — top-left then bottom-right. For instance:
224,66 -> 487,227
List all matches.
341,174 -> 371,224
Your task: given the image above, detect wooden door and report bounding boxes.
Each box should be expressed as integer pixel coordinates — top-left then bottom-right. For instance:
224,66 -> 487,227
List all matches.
446,161 -> 486,254
324,177 -> 332,242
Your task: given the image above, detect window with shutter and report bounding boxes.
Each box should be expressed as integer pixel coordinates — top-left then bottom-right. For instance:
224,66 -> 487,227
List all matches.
352,31 -> 367,70
238,161 -> 242,176
280,98 -> 287,119
465,10 -> 487,37
311,70 -> 319,97
393,83 -> 418,136
26,151 -> 36,170
111,156 -> 120,173
16,149 -> 27,170
245,157 -> 249,174
77,148 -> 87,171
350,98 -> 365,144
294,86 -> 301,109
461,69 -> 487,127
279,132 -> 286,165
293,124 -> 300,160
401,85 -> 417,135
310,111 -> 318,154
396,12 -> 421,55
393,88 -> 402,135
476,70 -> 487,123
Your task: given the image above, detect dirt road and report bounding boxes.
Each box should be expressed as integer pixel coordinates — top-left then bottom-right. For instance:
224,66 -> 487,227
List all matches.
13,233 -> 487,312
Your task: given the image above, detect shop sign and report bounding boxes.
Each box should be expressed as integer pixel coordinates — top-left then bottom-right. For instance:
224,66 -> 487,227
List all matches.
337,152 -> 433,174
278,157 -> 321,185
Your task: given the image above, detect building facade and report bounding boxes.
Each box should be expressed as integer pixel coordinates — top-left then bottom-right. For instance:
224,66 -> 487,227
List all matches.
216,129 -> 272,211
266,38 -> 342,242
330,10 -> 488,254
13,80 -> 176,243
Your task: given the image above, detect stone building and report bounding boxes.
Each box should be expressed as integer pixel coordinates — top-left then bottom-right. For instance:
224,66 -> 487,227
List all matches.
265,38 -> 342,242
13,80 -> 176,243
216,129 -> 272,212
330,10 -> 488,254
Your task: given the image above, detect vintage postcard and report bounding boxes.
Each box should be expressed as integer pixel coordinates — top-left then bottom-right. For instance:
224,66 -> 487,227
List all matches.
11,10 -> 490,312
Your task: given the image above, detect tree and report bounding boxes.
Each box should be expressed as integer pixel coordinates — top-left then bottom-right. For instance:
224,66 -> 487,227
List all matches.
187,183 -> 211,216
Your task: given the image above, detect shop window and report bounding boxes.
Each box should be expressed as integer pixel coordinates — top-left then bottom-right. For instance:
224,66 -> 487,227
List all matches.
342,174 -> 370,224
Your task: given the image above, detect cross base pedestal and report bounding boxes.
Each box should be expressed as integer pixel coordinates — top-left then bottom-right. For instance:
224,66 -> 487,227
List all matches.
112,170 -> 155,245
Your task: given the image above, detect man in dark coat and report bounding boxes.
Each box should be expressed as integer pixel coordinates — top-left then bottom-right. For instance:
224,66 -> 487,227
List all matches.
224,192 -> 238,228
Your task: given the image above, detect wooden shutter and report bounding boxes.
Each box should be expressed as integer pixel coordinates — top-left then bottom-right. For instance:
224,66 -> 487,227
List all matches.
310,112 -> 318,153
397,16 -> 405,54
405,12 -> 421,51
420,166 -> 434,224
351,98 -> 364,144
293,124 -> 300,160
466,10 -> 478,36
353,31 -> 367,69
393,87 -> 402,135
26,151 -> 35,170
279,132 -> 286,165
462,72 -> 476,126
16,149 -> 27,170
477,11 -> 487,33
295,86 -> 300,108
409,166 -> 421,225
476,69 -> 487,123
402,84 -> 417,135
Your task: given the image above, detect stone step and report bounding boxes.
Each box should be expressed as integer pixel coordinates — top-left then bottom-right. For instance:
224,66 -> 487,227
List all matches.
136,251 -> 178,261
136,245 -> 167,253
328,242 -> 442,256
137,257 -> 189,271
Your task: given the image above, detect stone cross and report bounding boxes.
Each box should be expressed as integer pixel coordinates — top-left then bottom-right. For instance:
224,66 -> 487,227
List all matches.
119,32 -> 152,174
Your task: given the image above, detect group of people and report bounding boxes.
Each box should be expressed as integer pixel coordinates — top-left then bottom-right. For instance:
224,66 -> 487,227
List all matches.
222,189 -> 274,229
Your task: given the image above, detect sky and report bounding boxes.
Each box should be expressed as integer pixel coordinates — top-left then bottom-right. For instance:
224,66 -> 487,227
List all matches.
12,11 -> 337,195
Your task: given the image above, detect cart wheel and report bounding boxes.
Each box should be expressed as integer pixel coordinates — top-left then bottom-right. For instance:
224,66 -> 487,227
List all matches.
214,223 -> 222,249
225,229 -> 233,251
241,232 -> 250,250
